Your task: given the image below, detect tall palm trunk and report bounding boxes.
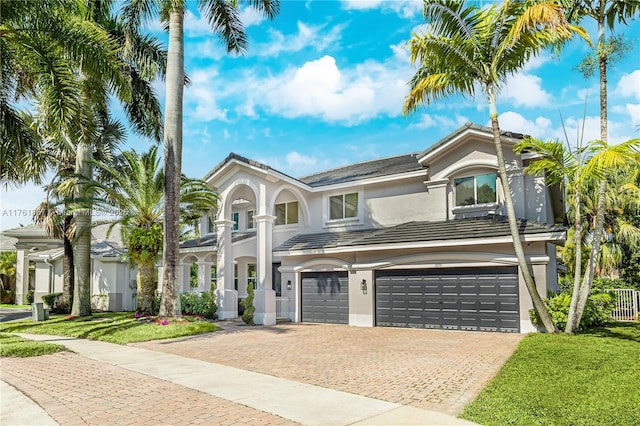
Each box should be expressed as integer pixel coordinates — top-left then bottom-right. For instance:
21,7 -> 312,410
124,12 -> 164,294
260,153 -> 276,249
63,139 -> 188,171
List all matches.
71,141 -> 93,316
565,150 -> 583,333
488,85 -> 557,333
137,258 -> 157,315
573,179 -> 607,329
568,10 -> 610,332
159,9 -> 184,318
61,214 -> 74,313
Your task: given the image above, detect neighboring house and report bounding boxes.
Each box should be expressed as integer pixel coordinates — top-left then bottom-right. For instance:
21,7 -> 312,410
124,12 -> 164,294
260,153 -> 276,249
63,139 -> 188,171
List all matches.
177,122 -> 566,333
3,224 -> 137,311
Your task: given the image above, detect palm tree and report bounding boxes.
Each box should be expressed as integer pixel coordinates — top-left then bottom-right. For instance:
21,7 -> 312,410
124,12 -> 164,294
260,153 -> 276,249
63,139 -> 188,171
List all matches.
403,0 -> 588,333
122,0 -> 280,318
86,146 -> 218,314
560,0 -> 640,332
32,116 -> 127,313
516,136 -> 639,331
0,0 -> 126,186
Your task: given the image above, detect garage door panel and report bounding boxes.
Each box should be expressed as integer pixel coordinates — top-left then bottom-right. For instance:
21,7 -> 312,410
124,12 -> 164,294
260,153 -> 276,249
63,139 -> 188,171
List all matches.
301,272 -> 348,324
376,267 -> 520,333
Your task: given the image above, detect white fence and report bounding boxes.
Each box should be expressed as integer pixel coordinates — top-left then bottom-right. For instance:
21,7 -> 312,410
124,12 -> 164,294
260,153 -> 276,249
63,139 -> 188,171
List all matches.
276,297 -> 290,320
609,289 -> 639,322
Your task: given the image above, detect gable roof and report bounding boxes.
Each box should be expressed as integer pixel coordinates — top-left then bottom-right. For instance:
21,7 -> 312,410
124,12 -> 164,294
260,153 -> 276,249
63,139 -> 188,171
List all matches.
298,153 -> 424,187
274,215 -> 564,253
201,122 -> 525,190
418,122 -> 527,164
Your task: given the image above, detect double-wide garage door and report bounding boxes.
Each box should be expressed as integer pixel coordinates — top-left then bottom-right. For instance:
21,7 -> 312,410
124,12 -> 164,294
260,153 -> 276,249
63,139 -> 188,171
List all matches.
301,272 -> 349,324
376,267 -> 520,332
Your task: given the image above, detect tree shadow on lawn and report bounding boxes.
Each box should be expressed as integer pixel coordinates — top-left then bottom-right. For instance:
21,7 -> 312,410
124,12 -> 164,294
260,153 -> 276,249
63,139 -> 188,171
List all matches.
581,322 -> 640,343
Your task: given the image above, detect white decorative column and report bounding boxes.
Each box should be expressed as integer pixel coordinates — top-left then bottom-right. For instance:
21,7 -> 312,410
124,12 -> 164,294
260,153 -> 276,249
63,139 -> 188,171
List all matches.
179,263 -> 190,293
254,212 -> 276,325
215,219 -> 238,319
196,261 -> 213,292
15,249 -> 30,304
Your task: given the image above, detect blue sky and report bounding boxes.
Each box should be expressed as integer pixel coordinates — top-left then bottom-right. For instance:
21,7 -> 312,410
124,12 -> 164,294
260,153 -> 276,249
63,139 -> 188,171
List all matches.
1,0 -> 639,230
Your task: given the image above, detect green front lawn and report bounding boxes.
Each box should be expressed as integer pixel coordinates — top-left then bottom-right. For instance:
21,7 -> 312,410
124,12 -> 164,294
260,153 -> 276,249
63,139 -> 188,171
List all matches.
461,322 -> 640,426
0,333 -> 66,357
0,312 -> 219,345
0,304 -> 30,309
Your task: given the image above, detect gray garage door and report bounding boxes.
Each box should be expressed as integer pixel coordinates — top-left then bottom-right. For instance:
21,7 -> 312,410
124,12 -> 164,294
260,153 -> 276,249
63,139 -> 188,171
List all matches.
301,272 -> 349,324
375,267 -> 519,332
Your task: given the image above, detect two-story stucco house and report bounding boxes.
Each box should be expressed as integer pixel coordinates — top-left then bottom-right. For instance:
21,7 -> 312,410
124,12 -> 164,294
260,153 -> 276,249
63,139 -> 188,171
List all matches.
176,122 -> 565,333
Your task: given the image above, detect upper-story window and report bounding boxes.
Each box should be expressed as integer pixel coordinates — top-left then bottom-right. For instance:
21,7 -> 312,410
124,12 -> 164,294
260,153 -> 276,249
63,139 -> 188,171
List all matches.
330,193 -> 358,220
247,209 -> 255,229
232,212 -> 239,231
275,201 -> 298,225
454,173 -> 497,206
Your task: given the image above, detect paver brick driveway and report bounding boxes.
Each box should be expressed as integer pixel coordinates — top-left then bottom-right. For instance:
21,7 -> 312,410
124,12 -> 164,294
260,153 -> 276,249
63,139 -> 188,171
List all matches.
134,322 -> 523,416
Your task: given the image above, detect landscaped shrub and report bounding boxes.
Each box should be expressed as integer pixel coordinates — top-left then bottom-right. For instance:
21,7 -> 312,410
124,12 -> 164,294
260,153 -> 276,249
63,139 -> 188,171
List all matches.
26,290 -> 34,304
180,288 -> 217,319
241,283 -> 255,325
531,291 -> 617,331
42,292 -> 63,313
0,290 -> 14,304
152,291 -> 161,315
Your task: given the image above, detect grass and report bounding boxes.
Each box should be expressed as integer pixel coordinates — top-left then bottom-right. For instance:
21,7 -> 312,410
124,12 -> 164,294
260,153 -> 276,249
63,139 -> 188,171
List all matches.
0,332 -> 66,357
0,312 -> 219,344
0,304 -> 30,309
461,322 -> 640,426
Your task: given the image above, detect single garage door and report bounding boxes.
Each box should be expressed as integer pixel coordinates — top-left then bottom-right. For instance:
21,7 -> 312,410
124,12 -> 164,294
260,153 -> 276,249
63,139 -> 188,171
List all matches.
301,272 -> 349,324
375,267 -> 519,332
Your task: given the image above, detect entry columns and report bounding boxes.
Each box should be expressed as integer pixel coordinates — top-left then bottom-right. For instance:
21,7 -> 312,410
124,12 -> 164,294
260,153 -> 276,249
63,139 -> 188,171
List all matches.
196,261 -> 213,292
15,249 -> 30,304
254,213 -> 276,325
215,219 -> 237,319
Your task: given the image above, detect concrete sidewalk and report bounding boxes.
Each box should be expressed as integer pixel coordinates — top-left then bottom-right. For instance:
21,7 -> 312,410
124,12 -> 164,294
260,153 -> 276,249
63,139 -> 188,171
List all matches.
16,333 -> 477,426
1,380 -> 59,425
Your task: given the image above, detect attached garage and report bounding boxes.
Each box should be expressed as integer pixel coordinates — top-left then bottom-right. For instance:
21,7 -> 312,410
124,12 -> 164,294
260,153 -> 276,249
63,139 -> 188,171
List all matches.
375,267 -> 520,332
301,272 -> 349,324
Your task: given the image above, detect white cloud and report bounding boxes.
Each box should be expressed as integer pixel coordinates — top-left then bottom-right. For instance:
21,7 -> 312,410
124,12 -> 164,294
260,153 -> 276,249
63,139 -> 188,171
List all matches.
258,151 -> 324,177
251,21 -> 344,57
620,103 -> 640,127
185,67 -> 229,122
190,39 -> 226,61
184,10 -> 213,37
496,111 -> 552,138
239,7 -> 266,28
341,0 -> 422,18
501,73 -> 552,108
411,113 -> 469,130
249,55 -> 410,125
614,70 -> 640,100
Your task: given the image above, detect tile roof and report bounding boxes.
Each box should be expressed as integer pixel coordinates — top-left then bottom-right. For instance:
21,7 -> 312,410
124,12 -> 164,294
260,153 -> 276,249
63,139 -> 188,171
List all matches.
274,215 -> 565,252
298,153 -> 424,187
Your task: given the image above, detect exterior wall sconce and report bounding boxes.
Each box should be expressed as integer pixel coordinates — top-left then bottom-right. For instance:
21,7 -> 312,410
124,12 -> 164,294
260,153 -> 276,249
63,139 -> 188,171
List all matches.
286,280 -> 292,291
361,279 -> 367,294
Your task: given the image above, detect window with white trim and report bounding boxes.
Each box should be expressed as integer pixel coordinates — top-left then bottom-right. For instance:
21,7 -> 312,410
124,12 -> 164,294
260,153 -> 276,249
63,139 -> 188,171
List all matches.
232,212 -> 239,231
329,193 -> 358,220
247,210 -> 255,229
454,173 -> 497,206
275,201 -> 298,225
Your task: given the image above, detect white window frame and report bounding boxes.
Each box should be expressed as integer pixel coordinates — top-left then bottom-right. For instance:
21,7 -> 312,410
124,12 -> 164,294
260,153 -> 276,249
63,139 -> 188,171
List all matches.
324,189 -> 363,227
453,172 -> 497,207
232,212 -> 239,231
247,209 -> 255,229
274,201 -> 299,226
